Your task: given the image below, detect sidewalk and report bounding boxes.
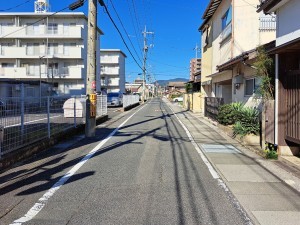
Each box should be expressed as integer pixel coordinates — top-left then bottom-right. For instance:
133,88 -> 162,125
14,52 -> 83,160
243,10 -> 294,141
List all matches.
169,102 -> 300,225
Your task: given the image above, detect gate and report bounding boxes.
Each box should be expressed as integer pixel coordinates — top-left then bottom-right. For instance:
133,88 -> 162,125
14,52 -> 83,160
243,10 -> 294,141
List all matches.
286,70 -> 300,143
204,97 -> 224,120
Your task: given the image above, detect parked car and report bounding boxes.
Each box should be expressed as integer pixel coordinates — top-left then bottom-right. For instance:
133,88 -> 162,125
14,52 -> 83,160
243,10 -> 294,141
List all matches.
107,92 -> 123,107
173,96 -> 183,102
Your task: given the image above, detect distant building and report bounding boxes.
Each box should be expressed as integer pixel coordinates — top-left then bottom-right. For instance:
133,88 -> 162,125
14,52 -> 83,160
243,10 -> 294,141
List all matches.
100,49 -> 126,94
0,1 -> 103,96
189,58 -> 201,81
167,82 -> 185,93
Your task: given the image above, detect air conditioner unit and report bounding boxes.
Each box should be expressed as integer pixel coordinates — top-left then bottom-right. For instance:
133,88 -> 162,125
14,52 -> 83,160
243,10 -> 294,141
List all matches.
234,74 -> 244,84
15,85 -> 20,91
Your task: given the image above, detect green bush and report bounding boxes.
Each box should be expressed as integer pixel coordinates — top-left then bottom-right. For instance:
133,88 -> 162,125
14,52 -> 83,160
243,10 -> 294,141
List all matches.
217,102 -> 244,125
233,106 -> 260,137
264,143 -> 278,159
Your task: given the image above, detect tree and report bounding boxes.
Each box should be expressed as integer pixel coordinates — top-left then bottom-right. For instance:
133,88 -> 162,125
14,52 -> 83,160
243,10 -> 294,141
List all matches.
254,46 -> 274,101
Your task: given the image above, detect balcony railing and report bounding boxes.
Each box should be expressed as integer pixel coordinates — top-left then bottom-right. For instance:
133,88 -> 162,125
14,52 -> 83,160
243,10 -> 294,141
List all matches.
220,22 -> 232,43
0,26 -> 83,38
259,16 -> 276,31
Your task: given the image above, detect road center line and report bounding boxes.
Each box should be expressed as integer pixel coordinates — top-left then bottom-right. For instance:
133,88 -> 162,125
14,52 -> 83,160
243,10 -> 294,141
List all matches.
10,104 -> 147,225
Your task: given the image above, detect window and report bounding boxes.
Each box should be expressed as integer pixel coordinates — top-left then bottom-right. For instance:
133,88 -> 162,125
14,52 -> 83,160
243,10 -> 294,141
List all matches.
47,43 -> 58,55
222,6 -> 232,30
27,43 -> 39,55
27,64 -> 39,76
63,43 -> 76,55
47,23 -> 58,34
202,27 -> 209,48
245,78 -> 261,96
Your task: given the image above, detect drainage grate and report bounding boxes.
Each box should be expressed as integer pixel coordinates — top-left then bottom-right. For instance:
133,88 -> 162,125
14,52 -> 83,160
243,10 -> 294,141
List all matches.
200,144 -> 241,153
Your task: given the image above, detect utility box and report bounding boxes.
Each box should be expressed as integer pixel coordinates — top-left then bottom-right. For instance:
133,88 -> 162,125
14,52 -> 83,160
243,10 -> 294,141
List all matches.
63,98 -> 86,118
234,74 -> 244,84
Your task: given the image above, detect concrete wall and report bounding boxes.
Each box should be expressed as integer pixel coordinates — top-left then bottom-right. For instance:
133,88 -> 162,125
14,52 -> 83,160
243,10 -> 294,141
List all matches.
276,0 -> 300,46
211,0 -> 232,73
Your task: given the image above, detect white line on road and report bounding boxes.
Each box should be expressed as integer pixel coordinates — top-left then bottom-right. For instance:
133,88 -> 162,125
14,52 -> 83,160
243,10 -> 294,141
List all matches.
4,115 -> 62,128
166,102 -> 253,225
166,104 -> 220,179
10,104 -> 147,225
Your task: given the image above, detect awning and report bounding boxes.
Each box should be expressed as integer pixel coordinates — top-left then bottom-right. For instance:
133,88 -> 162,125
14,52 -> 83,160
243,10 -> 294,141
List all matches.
268,37 -> 300,54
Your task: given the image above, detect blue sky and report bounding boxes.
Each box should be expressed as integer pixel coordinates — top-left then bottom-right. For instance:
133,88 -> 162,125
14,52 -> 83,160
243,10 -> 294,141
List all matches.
3,0 -> 209,83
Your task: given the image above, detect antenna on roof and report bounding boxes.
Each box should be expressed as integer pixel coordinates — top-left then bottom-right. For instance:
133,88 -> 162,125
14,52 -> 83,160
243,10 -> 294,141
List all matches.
34,0 -> 50,13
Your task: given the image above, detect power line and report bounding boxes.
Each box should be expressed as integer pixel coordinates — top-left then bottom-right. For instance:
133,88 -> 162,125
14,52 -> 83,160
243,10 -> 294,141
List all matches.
101,2 -> 143,71
126,0 -> 143,52
108,0 -> 143,63
0,0 -> 33,12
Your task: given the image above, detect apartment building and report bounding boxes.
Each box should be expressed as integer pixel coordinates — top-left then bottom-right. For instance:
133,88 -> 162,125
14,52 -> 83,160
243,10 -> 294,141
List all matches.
100,49 -> 126,94
189,58 -> 201,81
199,0 -> 276,106
0,6 -> 103,97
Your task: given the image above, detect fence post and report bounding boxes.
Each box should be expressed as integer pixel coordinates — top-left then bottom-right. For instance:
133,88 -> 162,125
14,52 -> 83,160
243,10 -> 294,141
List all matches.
74,97 -> 77,128
21,83 -> 25,138
0,125 -> 4,158
47,96 -> 50,138
204,97 -> 207,117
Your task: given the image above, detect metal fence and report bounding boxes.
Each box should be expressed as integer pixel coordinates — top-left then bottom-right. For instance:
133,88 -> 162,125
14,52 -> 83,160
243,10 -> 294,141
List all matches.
259,16 -> 276,31
0,95 -> 107,158
123,95 -> 140,108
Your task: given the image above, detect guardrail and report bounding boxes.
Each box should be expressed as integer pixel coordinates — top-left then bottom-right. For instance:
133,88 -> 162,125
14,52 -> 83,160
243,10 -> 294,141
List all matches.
0,94 -> 107,158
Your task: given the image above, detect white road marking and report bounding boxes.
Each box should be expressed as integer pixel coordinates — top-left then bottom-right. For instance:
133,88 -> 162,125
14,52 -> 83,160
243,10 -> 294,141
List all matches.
166,104 -> 219,179
4,115 -> 62,128
166,101 -> 253,225
10,104 -> 147,225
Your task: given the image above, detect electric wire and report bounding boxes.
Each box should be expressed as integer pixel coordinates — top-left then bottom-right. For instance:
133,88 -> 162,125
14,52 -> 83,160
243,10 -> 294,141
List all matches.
101,2 -> 143,71
126,0 -> 143,52
0,0 -> 33,12
108,0 -> 143,63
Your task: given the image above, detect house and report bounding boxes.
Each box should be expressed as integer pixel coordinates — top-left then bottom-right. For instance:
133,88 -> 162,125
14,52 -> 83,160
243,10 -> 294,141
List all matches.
100,49 -> 126,94
199,0 -> 276,108
258,0 -> 300,156
167,82 -> 185,93
0,0 -> 103,96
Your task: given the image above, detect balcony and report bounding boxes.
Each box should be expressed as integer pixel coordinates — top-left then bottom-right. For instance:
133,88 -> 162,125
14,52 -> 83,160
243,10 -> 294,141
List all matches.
259,16 -> 276,31
0,46 -> 83,59
48,67 -> 83,79
220,22 -> 232,44
101,68 -> 119,75
0,67 -> 27,78
0,26 -> 83,39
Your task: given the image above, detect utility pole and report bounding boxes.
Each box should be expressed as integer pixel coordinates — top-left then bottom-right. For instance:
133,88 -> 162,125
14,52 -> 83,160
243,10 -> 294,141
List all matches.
85,0 -> 97,137
142,26 -> 154,103
194,43 -> 200,59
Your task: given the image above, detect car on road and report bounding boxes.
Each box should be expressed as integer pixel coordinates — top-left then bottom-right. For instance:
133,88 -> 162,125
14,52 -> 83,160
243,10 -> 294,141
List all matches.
107,92 -> 123,107
173,96 -> 183,102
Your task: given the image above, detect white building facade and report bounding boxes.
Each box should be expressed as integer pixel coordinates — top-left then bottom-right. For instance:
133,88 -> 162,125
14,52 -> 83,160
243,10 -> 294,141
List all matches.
0,11 -> 102,96
100,49 -> 126,94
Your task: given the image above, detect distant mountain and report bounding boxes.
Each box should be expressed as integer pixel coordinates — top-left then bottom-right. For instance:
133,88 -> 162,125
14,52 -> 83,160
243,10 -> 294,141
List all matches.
155,78 -> 189,87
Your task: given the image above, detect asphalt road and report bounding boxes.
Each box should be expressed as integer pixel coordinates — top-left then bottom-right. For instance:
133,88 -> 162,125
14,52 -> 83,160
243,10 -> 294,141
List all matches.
0,98 -> 249,225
